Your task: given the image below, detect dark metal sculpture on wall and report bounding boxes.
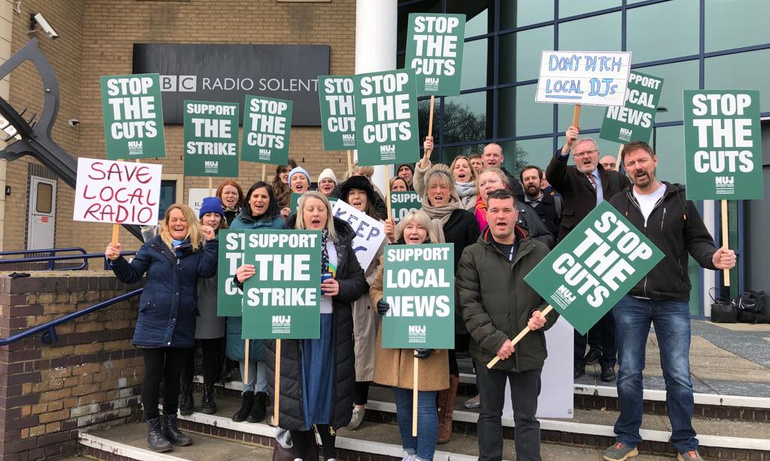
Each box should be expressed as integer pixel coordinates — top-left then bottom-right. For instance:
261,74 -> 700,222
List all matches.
0,38 -> 142,241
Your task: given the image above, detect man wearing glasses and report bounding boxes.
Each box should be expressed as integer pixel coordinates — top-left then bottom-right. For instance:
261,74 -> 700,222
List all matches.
546,125 -> 630,383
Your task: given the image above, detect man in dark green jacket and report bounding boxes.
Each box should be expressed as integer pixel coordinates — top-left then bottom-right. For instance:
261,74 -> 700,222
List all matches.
457,189 -> 557,461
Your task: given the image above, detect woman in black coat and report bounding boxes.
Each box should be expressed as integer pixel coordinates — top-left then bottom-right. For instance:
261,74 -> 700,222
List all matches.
234,191 -> 367,461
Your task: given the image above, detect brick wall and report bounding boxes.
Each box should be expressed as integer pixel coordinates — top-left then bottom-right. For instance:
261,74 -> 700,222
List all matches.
73,0 -> 356,254
0,272 -> 143,461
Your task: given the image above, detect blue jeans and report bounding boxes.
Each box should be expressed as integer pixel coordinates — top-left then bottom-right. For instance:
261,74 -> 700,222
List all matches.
239,360 -> 267,394
475,364 -> 541,461
392,387 -> 438,461
613,295 -> 698,453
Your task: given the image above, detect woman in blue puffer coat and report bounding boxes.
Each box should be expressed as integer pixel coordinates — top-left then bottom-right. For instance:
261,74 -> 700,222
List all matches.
227,181 -> 284,423
105,203 -> 218,453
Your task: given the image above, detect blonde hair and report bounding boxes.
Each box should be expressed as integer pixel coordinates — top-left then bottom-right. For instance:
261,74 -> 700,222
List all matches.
450,155 -> 478,183
295,191 -> 337,241
160,204 -> 204,250
395,210 -> 441,243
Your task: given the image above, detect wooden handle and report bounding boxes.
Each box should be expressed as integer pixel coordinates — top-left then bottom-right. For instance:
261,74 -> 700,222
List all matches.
423,96 -> 435,161
487,305 -> 554,369
412,354 -> 419,437
721,199 -> 730,286
274,339 -> 281,426
111,224 -> 120,246
244,339 -> 250,383
385,167 -> 392,220
572,105 -> 582,128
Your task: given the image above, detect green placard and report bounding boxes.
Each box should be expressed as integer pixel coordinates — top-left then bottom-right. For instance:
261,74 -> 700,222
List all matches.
390,191 -> 422,223
682,90 -> 763,200
183,101 -> 240,177
242,230 -> 321,339
242,95 -> 292,165
319,75 -> 357,150
217,230 -> 248,317
405,13 -> 466,96
600,71 -> 664,144
381,244 -> 454,349
524,202 -> 664,335
354,69 -> 420,166
100,74 -> 166,160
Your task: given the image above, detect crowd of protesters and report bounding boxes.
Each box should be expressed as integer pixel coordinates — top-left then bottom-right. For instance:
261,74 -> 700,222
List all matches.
106,126 -> 734,461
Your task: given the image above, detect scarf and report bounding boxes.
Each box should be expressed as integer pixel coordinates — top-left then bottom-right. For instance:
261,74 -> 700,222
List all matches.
421,197 -> 465,243
455,181 -> 477,207
321,229 -> 330,273
474,198 -> 488,232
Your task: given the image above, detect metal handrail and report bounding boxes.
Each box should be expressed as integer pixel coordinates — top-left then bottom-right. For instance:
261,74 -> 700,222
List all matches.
0,288 -> 143,346
0,248 -> 136,270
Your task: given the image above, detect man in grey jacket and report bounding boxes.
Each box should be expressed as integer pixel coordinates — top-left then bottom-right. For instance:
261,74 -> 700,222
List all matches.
457,189 -> 557,461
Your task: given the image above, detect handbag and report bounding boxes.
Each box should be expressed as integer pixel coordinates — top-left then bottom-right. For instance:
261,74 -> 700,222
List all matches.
709,288 -> 737,323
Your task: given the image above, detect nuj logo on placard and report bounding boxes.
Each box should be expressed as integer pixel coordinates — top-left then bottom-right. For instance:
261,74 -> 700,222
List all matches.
619,127 -> 633,142
715,176 -> 735,195
204,160 -> 219,174
553,284 -> 576,309
128,141 -> 143,155
272,315 -> 291,333
380,144 -> 396,159
342,133 -> 355,147
425,77 -> 440,92
408,324 -> 427,344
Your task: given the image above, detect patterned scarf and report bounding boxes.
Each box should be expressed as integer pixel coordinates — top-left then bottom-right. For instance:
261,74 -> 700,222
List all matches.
421,197 -> 465,244
321,229 -> 330,273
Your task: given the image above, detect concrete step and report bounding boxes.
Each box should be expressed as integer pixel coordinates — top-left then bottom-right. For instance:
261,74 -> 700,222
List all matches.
158,389 -> 769,460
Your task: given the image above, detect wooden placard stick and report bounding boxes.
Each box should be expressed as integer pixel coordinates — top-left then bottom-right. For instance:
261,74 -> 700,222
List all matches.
487,305 -> 554,369
412,353 -> 419,437
721,200 -> 730,286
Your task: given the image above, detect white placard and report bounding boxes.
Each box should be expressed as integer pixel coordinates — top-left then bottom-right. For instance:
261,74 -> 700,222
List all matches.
187,188 -> 210,216
74,157 -> 162,226
503,316 -> 574,418
331,199 -> 386,272
536,50 -> 632,107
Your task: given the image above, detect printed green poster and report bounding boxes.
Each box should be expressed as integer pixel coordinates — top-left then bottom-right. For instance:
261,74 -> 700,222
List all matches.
242,230 -> 321,339
183,101 -> 240,177
524,202 -> 664,335
600,71 -> 664,144
405,13 -> 466,96
217,230 -> 248,317
381,244 -> 454,349
354,69 -> 420,166
390,191 -> 422,223
318,75 -> 357,150
242,95 -> 292,165
683,90 -> 763,200
100,74 -> 166,160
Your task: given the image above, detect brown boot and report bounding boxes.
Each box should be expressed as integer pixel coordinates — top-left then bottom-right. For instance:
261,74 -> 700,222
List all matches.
437,375 -> 459,444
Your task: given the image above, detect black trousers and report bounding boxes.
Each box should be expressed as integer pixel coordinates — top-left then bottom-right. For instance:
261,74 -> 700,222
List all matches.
574,310 -> 617,368
180,338 -> 224,387
141,347 -> 194,420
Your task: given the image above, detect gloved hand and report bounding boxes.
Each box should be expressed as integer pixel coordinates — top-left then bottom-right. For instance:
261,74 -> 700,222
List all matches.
414,348 -> 433,359
377,299 -> 390,315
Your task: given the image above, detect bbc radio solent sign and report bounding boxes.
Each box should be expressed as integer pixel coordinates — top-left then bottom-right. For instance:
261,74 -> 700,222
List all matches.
133,43 -> 329,126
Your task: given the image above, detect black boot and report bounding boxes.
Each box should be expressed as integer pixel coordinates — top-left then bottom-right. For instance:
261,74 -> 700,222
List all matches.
201,383 -> 217,415
163,414 -> 192,446
179,384 -> 194,416
146,417 -> 172,452
232,392 -> 254,422
247,392 -> 267,423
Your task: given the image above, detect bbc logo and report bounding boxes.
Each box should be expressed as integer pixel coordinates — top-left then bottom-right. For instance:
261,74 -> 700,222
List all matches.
160,75 -> 197,92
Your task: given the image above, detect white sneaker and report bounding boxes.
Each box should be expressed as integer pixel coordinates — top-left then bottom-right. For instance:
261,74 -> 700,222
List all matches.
348,407 -> 365,430
401,455 -> 414,461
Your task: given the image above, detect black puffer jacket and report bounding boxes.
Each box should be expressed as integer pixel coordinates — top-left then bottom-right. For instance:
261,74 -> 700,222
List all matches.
610,182 -> 718,301
266,216 -> 368,430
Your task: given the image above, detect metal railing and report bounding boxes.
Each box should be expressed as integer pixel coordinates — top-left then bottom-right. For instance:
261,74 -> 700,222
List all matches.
0,288 -> 143,346
0,247 -> 136,270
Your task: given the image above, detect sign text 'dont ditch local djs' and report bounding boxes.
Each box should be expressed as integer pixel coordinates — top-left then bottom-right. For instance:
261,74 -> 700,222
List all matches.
536,51 -> 632,107
524,203 -> 663,335
382,244 -> 454,349
100,74 -> 166,160
683,90 -> 763,200
241,230 -> 321,339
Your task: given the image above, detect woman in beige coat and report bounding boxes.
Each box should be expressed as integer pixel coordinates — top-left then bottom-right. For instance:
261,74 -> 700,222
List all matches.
370,210 -> 450,461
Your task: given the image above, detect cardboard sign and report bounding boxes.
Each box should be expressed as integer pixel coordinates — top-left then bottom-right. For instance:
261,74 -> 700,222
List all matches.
683,90 -> 763,200
217,229 -> 248,317
600,71 -> 664,144
100,74 -> 166,159
381,244 -> 455,349
332,199 -> 386,272
242,230 -> 322,339
354,69 -> 420,166
183,101 -> 240,177
524,202 -> 663,335
74,158 -> 162,225
390,191 -> 422,223
318,76 -> 357,150
241,95 -> 293,165
405,13 -> 466,96
536,51 -> 632,107
187,188 -> 210,216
